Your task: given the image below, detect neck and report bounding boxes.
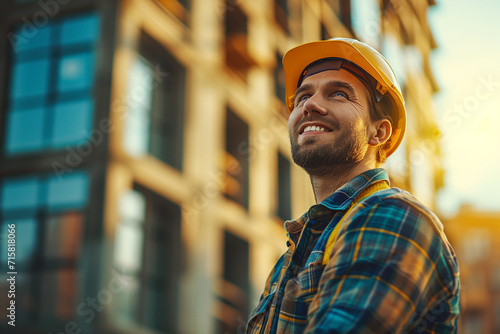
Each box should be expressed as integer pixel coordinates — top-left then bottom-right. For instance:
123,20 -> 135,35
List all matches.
310,163 -> 376,203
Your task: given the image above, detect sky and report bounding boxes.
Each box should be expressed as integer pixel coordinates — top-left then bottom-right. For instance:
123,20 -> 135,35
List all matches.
428,0 -> 500,217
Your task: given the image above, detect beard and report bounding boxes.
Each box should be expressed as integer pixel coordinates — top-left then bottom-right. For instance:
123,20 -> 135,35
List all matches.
290,124 -> 369,177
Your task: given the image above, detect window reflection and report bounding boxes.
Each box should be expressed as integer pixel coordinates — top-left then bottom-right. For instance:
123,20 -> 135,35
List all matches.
351,0 -> 381,48
4,12 -> 100,156
0,170 -> 89,325
224,109 -> 249,209
1,176 -> 40,210
44,212 -> 83,260
51,99 -> 93,148
123,58 -> 153,157
114,191 -> 146,272
10,59 -> 51,99
46,172 -> 89,210
60,14 -> 100,45
112,186 -> 182,332
57,53 -> 95,92
5,108 -> 45,153
382,34 -> 407,87
39,269 -> 78,321
123,31 -> 185,170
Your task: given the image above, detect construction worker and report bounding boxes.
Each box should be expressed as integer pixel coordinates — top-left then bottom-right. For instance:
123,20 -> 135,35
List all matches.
245,38 -> 460,333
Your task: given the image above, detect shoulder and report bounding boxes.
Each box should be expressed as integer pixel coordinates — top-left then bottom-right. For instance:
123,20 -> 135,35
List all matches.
339,187 -> 459,283
347,187 -> 445,237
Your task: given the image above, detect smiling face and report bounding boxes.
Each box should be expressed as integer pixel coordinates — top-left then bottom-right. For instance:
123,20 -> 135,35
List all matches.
288,69 -> 379,175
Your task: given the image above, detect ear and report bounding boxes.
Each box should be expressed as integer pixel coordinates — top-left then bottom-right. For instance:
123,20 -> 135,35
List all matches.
368,119 -> 392,147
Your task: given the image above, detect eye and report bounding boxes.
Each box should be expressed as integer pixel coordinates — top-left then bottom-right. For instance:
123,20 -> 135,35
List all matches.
295,94 -> 310,106
331,91 -> 348,99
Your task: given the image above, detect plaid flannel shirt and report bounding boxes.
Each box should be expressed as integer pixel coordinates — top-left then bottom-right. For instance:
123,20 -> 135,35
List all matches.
246,168 -> 460,334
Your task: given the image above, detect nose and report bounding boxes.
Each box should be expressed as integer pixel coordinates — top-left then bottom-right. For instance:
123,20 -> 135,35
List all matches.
302,94 -> 327,116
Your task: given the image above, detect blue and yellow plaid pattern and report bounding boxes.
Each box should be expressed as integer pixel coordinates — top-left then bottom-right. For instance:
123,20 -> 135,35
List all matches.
246,168 -> 460,334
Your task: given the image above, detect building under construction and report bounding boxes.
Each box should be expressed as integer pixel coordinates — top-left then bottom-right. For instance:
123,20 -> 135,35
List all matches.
0,0 -> 444,333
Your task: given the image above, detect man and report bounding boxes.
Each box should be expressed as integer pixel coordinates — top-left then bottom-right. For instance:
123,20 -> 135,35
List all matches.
245,38 -> 460,333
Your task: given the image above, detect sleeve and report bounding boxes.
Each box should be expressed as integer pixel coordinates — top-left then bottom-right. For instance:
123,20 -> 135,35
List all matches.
304,197 -> 459,334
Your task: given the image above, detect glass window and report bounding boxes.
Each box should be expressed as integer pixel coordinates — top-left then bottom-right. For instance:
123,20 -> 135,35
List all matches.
224,1 -> 252,80
43,212 -> 83,260
141,189 -> 181,333
12,24 -> 53,53
4,12 -> 100,156
0,170 -> 89,326
321,23 -> 331,40
5,108 -> 46,153
39,269 -> 78,321
10,58 -> 51,99
225,109 -> 249,209
46,171 -> 89,210
114,191 -> 146,272
217,231 -> 250,334
51,99 -> 93,148
114,223 -> 144,272
223,231 -> 249,294
119,190 -> 147,222
60,13 -> 100,45
1,176 -> 40,210
351,0 -> 381,48
123,32 -> 185,170
277,152 -> 291,221
123,58 -> 154,157
112,186 -> 182,333
274,0 -> 289,34
57,53 -> 95,92
112,278 -> 140,326
382,34 -> 407,87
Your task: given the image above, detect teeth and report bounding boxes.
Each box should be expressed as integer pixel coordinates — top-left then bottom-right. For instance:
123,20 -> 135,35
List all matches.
303,125 -> 326,133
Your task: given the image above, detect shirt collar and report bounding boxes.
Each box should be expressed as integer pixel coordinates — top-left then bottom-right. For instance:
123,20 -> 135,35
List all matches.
284,168 -> 389,235
320,168 -> 389,210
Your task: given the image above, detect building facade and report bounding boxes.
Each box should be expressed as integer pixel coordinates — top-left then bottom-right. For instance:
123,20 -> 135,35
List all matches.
444,206 -> 500,334
0,0 -> 441,333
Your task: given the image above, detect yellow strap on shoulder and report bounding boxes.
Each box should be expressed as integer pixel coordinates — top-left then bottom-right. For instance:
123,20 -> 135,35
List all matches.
322,181 -> 390,265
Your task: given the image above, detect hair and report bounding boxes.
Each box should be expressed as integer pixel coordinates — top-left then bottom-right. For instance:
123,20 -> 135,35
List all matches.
366,92 -> 394,166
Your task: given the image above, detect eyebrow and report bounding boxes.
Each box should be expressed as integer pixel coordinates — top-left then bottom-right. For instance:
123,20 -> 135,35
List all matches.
294,80 -> 358,103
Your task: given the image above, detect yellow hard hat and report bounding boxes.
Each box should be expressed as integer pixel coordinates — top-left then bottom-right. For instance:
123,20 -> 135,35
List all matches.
283,37 -> 406,158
